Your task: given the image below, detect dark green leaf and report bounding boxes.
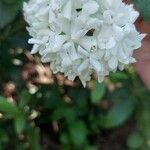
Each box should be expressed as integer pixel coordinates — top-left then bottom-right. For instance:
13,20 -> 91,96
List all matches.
19,90 -> 31,108
0,129 -> 8,142
102,96 -> 135,128
27,126 -> 41,150
60,133 -> 70,144
133,0 -> 150,21
0,1 -> 21,29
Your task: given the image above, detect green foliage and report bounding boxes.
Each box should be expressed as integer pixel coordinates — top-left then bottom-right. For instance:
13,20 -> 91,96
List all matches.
127,131 -> 144,149
102,95 -> 135,128
0,96 -> 26,134
0,0 -> 24,29
27,126 -> 41,150
0,96 -> 21,115
91,82 -> 106,103
0,0 -> 150,150
69,121 -> 88,145
133,0 -> 150,21
19,90 -> 32,108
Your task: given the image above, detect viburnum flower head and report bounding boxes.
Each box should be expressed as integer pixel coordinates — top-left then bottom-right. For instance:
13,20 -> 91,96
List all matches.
23,0 -> 146,86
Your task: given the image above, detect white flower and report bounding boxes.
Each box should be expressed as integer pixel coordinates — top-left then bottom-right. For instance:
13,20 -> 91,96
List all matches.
23,0 -> 146,86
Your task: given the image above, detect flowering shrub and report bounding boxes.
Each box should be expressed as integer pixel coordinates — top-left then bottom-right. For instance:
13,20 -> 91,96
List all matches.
23,0 -> 145,86
0,0 -> 150,150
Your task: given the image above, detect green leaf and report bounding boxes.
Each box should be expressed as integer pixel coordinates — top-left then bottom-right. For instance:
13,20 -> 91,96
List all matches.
109,71 -> 128,82
19,90 -> 31,108
0,1 -> 20,29
60,133 -> 70,145
91,81 -> 106,103
69,121 -> 88,146
133,0 -> 150,21
52,106 -> 77,125
102,96 -> 135,128
0,129 -> 8,142
2,0 -> 17,5
16,143 -> 25,150
0,96 -> 20,116
0,96 -> 25,134
84,145 -> 97,150
27,126 -> 41,150
15,114 -> 26,134
127,132 -> 144,149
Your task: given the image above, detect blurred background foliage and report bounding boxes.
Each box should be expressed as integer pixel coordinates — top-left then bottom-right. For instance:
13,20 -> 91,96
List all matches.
0,0 -> 150,150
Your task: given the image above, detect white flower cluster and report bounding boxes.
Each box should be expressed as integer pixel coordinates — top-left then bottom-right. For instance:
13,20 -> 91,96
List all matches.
23,0 -> 145,86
